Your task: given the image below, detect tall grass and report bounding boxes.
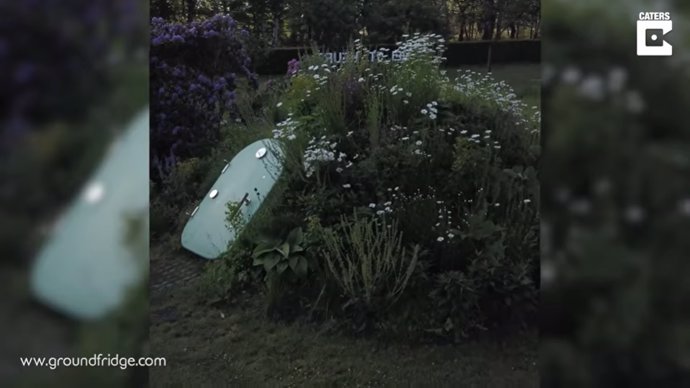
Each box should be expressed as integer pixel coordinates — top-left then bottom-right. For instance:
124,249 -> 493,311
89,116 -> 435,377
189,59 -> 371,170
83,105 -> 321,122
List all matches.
319,213 -> 420,311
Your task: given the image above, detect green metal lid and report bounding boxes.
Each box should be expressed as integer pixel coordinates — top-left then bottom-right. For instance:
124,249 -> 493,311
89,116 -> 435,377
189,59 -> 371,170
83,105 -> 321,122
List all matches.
181,139 -> 284,259
30,109 -> 149,320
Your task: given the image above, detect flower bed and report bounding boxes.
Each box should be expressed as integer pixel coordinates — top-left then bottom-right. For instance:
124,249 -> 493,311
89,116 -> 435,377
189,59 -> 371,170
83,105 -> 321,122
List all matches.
196,33 -> 540,339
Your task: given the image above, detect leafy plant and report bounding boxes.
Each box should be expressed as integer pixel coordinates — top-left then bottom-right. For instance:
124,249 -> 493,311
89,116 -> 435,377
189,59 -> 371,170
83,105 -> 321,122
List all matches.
197,247 -> 256,304
197,258 -> 238,303
252,227 -> 310,281
428,270 -> 483,340
225,199 -> 248,234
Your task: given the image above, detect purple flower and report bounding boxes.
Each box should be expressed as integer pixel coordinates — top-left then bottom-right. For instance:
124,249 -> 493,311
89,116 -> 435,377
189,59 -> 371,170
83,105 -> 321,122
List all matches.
150,14 -> 256,181
287,58 -> 300,76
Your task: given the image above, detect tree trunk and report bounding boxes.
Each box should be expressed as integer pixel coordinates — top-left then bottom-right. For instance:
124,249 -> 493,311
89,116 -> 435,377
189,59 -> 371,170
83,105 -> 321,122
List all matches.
487,42 -> 492,73
185,0 -> 197,22
272,18 -> 280,47
481,0 -> 496,41
495,14 -> 502,40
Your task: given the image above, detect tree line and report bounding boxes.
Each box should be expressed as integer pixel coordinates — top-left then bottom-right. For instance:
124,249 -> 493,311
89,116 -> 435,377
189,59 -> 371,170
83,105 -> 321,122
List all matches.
152,0 -> 540,48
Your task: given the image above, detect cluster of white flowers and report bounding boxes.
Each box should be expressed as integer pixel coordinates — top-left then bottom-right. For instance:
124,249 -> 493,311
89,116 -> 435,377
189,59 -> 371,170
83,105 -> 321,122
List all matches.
303,136 -> 354,178
302,63 -> 334,91
447,127 -> 502,151
421,101 -> 438,120
433,200 -> 466,243
395,32 -> 446,65
529,106 -> 541,134
367,71 -> 384,82
306,63 -> 336,73
368,198 -> 396,216
543,64 -> 645,114
367,186 -> 406,217
436,127 -> 457,135
454,70 -> 535,128
388,125 -> 432,158
389,84 -> 405,96
272,114 -> 299,140
303,136 -> 336,177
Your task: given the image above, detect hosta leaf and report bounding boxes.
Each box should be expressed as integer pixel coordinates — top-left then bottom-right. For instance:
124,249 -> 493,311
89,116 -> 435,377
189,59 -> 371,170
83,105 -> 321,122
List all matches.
276,261 -> 289,274
277,242 -> 290,257
286,227 -> 303,246
252,246 -> 276,259
289,256 -> 299,271
295,256 -> 308,277
262,255 -> 281,272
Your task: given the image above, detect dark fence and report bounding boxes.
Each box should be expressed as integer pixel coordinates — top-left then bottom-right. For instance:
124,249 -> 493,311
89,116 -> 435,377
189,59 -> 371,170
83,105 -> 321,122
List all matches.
255,40 -> 540,75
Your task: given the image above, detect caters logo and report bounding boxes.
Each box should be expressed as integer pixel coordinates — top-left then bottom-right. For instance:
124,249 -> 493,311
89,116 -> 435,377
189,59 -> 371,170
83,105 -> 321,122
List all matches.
637,12 -> 673,56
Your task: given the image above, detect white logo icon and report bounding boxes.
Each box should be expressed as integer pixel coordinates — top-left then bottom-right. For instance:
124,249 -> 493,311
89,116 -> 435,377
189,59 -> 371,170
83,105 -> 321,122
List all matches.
637,12 -> 672,56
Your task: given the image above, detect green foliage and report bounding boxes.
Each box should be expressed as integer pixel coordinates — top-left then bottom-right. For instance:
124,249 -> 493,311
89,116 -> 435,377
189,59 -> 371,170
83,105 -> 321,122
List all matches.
452,135 -> 492,172
428,271 -> 483,339
427,232 -> 536,338
317,213 -> 421,313
225,199 -> 249,233
540,2 -> 690,385
197,252 -> 254,303
252,227 -> 310,281
150,157 -> 209,237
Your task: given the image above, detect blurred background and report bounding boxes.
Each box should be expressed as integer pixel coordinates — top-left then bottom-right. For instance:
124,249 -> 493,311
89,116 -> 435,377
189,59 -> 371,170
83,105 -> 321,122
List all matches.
0,1 -> 149,386
2,0 -> 690,386
541,0 -> 690,386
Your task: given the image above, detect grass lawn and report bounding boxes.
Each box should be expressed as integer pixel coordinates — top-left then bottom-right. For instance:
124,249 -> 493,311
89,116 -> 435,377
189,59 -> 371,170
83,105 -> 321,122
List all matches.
150,284 -> 538,387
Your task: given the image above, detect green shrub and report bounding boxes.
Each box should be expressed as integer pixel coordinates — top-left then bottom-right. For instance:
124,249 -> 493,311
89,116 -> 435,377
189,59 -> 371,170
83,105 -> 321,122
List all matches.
427,226 -> 537,339
150,157 -> 209,237
428,271 -> 483,339
196,258 -> 239,303
196,243 -> 257,304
